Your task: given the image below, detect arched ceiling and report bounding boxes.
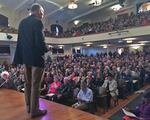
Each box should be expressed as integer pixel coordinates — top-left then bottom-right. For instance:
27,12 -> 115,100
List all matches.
0,0 -> 135,26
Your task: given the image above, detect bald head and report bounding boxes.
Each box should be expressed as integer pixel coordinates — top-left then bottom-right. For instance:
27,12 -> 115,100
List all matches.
31,3 -> 44,19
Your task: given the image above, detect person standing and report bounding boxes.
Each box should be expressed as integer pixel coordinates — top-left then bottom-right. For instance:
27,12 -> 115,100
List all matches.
13,3 -> 48,118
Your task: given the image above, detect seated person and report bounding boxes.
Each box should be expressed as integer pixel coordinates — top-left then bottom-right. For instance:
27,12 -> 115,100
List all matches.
14,74 -> 25,91
108,74 -> 119,107
123,89 -> 150,120
57,77 -> 75,104
47,75 -> 62,101
72,80 -> 93,110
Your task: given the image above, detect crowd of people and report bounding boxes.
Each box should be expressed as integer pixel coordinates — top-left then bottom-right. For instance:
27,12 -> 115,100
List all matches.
0,51 -> 150,114
1,11 -> 150,38
48,11 -> 150,38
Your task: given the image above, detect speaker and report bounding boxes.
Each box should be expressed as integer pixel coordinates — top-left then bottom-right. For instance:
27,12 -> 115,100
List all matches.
7,35 -> 12,39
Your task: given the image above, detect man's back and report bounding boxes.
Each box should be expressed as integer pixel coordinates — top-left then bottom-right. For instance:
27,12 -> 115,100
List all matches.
13,15 -> 47,68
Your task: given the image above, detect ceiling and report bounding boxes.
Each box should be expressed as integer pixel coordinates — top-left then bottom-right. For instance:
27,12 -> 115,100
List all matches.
0,0 -> 125,24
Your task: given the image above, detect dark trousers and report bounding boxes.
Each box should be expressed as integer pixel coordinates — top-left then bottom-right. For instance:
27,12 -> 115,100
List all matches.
24,65 -> 44,114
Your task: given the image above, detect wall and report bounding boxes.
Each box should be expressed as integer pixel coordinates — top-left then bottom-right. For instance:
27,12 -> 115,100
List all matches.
0,7 -> 18,28
1,25 -> 150,44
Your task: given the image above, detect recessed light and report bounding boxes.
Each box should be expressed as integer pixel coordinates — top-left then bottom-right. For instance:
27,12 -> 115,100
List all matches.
48,45 -> 53,47
131,46 -> 140,49
86,44 -> 91,47
130,44 -> 144,46
99,44 -> 108,48
74,20 -> 80,25
126,40 -> 133,43
123,38 -> 136,41
140,43 -> 145,46
83,42 -> 93,45
138,41 -> 149,44
103,46 -> 107,48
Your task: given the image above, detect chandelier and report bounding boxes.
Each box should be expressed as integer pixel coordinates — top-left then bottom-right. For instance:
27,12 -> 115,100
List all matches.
89,0 -> 103,6
68,0 -> 78,9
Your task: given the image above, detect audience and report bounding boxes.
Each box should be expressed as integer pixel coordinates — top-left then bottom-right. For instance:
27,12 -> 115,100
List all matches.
1,11 -> 150,38
48,11 -> 150,37
0,50 -> 150,114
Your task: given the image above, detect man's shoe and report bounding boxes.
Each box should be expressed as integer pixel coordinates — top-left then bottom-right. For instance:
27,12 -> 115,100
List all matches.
31,109 -> 47,118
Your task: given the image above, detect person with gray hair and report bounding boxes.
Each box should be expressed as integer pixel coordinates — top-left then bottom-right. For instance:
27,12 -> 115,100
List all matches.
13,3 -> 48,118
72,80 -> 93,110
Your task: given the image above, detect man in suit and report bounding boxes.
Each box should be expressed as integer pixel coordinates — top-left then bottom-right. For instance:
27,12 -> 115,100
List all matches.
13,3 -> 48,118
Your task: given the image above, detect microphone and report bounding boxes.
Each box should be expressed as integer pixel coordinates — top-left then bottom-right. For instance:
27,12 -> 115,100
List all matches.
0,71 -> 10,88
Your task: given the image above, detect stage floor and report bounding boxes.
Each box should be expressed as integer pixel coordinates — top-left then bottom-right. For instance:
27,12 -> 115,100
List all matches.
0,88 -> 107,120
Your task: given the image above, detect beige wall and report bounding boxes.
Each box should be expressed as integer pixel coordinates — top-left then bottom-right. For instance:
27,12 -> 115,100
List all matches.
0,7 -> 19,28
0,7 -> 51,30
1,25 -> 150,44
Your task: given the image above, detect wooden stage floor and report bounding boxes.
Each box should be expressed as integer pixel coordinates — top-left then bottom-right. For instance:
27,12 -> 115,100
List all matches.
0,88 -> 107,120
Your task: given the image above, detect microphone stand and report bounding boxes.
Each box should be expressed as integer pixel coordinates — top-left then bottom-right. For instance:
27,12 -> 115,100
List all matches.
0,80 -> 8,88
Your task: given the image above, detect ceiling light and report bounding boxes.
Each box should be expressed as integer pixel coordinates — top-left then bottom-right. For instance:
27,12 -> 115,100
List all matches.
74,20 -> 80,25
99,44 -> 108,48
130,44 -> 144,48
131,46 -> 140,49
86,44 -> 91,47
58,45 -> 64,48
48,45 -> 53,47
138,41 -> 149,44
83,42 -> 93,45
110,4 -> 122,11
123,38 -> 136,41
140,43 -> 145,46
68,0 -> 78,9
126,40 -> 133,43
103,45 -> 107,48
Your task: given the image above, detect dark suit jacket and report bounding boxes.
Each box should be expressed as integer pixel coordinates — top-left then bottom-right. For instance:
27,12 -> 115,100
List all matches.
13,15 -> 48,68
